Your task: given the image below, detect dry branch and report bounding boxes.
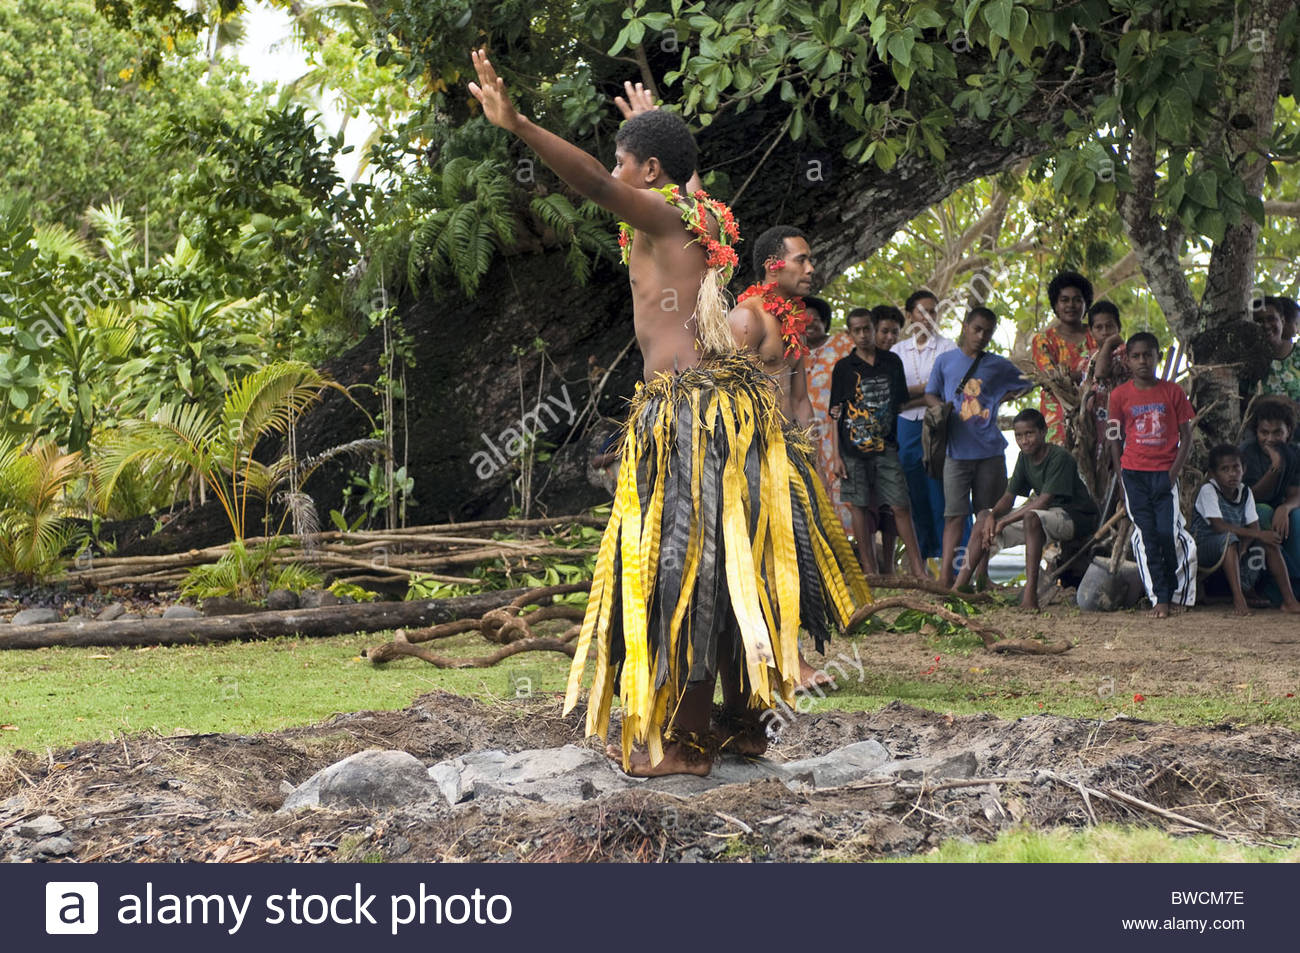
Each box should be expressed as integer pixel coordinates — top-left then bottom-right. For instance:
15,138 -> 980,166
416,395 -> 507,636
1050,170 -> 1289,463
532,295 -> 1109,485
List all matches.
848,595 -> 1070,655
865,575 -> 998,603
363,584 -> 590,666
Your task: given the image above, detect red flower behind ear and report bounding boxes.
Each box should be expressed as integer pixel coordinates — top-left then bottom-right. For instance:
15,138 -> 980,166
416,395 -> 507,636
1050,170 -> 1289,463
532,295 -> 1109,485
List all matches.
768,258 -> 786,272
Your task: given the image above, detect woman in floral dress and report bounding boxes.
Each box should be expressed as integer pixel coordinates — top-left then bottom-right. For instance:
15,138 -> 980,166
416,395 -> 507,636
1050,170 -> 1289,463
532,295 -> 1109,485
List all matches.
1031,271 -> 1097,445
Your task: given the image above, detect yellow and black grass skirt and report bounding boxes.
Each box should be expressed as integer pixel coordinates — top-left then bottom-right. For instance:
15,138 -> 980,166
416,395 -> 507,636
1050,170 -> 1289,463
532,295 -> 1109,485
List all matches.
565,354 -> 871,767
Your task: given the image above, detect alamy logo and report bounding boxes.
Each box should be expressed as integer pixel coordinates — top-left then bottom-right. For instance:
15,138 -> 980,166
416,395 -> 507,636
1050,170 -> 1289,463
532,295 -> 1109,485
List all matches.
46,881 -> 99,934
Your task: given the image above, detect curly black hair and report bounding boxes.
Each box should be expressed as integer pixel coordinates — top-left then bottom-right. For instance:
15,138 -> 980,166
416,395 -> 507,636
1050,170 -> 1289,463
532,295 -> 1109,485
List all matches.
751,225 -> 807,277
1047,271 -> 1094,311
803,295 -> 832,326
1250,396 -> 1297,434
615,111 -> 697,185
1087,299 -> 1121,332
870,304 -> 904,328
904,289 -> 938,313
1207,443 -> 1242,472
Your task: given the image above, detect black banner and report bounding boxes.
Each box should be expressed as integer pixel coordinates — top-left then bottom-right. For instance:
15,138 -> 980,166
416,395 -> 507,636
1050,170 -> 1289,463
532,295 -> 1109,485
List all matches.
7,862 -> 1288,951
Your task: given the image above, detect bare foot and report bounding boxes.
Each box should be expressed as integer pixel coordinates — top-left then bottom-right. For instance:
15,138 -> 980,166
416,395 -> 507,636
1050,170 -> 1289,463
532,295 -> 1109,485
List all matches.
1232,602 -> 1253,616
1282,602 -> 1300,615
797,655 -> 837,692
1149,603 -> 1171,619
712,706 -> 769,757
606,743 -> 711,777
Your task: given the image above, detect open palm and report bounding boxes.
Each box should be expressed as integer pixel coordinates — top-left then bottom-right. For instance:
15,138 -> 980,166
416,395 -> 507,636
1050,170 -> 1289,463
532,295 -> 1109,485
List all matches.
468,49 -> 519,131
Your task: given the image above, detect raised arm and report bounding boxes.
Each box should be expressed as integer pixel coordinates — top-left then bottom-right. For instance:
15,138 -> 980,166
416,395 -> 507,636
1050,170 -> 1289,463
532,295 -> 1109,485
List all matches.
469,50 -> 681,235
614,81 -> 704,194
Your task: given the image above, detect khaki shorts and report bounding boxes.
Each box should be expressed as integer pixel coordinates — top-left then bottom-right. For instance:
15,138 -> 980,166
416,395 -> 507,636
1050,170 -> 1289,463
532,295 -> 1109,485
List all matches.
840,448 -> 911,509
994,506 -> 1076,549
943,455 -> 1007,519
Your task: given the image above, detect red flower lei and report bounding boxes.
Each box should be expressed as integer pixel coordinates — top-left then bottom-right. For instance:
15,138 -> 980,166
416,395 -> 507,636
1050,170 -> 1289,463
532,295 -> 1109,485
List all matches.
737,281 -> 810,359
618,185 -> 740,277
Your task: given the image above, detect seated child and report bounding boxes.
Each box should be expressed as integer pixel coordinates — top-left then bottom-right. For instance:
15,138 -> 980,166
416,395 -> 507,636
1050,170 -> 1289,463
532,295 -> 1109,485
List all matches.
955,408 -> 1099,609
1190,444 -> 1300,616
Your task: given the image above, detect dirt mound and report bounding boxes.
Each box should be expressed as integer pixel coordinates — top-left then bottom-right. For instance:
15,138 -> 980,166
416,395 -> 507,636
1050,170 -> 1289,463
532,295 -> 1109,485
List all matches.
2,693 -> 1298,862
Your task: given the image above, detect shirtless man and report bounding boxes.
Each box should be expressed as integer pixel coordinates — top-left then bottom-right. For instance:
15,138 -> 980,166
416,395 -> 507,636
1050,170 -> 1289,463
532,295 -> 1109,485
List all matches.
728,226 -> 817,427
470,52 -> 869,777
729,226 -> 840,690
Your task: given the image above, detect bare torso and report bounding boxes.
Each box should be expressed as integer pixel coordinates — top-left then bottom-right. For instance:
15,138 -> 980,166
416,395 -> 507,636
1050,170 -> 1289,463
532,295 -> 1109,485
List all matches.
626,224 -> 717,379
730,298 -> 807,423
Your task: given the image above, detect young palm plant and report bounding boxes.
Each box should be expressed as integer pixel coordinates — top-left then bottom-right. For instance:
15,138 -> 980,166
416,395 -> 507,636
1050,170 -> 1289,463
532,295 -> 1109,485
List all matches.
96,360 -> 347,543
0,439 -> 86,582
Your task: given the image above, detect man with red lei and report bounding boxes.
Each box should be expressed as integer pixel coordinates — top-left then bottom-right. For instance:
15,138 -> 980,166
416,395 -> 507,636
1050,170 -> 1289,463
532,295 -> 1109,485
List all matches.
729,226 -> 866,690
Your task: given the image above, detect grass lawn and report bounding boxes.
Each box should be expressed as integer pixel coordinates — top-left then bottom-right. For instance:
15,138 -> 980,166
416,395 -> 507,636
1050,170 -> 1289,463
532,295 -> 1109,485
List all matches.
888,825 -> 1300,862
0,633 -> 574,750
3,626 -> 1297,749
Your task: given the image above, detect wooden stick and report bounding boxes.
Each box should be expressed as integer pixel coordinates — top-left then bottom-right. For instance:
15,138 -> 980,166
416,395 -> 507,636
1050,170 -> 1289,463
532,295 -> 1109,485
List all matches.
365,630 -> 577,666
846,595 -> 1070,654
865,575 -> 998,603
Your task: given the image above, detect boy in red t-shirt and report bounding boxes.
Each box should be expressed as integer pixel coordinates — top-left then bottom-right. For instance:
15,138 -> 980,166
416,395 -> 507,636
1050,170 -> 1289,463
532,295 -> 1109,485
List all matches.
1107,332 -> 1199,617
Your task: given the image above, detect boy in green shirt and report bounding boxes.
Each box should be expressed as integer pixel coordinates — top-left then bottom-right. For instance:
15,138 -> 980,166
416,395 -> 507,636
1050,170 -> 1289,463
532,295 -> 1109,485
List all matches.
955,409 -> 1099,608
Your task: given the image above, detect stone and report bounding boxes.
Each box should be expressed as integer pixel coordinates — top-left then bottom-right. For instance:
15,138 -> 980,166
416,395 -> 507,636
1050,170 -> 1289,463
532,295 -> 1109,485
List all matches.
162,605 -> 202,620
280,749 -> 436,811
32,836 -> 74,856
16,815 -> 64,839
96,603 -> 126,622
876,750 -> 979,782
11,608 -> 59,626
63,615 -> 95,626
427,740 -> 905,805
1077,558 -> 1145,612
781,740 -> 892,789
118,612 -> 142,621
202,597 -> 259,617
298,589 -> 341,609
266,589 -> 299,611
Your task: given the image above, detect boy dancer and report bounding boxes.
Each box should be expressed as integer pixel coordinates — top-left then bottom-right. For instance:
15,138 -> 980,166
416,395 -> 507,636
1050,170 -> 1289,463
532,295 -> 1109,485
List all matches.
955,409 -> 1099,608
1106,332 -> 1197,618
469,52 -> 867,775
1191,444 -> 1300,615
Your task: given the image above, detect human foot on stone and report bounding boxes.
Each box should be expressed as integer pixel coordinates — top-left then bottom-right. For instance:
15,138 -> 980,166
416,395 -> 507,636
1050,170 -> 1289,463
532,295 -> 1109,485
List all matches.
605,742 -> 711,778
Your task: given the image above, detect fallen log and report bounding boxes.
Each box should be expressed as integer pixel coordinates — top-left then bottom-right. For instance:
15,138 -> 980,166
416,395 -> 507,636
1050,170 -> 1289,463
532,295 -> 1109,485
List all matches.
0,590 -> 530,650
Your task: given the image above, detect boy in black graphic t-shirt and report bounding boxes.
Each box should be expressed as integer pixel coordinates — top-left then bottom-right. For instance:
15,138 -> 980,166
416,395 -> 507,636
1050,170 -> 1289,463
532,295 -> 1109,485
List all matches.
830,308 -> 929,577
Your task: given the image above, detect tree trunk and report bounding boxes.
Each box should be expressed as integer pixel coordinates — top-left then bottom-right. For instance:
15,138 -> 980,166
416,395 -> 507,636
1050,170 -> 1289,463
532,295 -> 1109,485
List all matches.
1119,0 -> 1294,447
0,590 -> 529,650
287,45 -> 1118,525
